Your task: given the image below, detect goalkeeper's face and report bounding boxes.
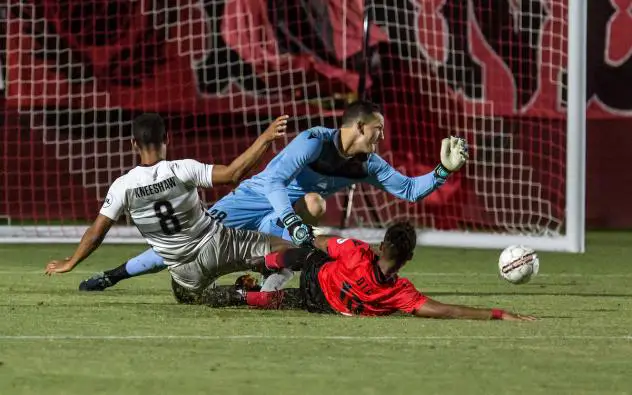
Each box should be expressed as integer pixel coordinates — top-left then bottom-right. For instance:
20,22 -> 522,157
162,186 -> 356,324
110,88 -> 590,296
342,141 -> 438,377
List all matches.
356,113 -> 385,154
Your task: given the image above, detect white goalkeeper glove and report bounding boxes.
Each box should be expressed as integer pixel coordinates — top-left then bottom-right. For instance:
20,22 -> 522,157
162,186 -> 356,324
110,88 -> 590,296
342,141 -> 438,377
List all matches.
434,136 -> 469,180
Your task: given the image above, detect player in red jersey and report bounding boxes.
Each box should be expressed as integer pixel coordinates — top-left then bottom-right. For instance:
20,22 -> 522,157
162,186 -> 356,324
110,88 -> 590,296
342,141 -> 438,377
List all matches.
194,222 -> 535,321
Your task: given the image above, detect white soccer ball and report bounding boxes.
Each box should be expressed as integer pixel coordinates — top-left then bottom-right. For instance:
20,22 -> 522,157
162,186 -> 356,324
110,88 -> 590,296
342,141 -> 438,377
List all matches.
498,245 -> 539,284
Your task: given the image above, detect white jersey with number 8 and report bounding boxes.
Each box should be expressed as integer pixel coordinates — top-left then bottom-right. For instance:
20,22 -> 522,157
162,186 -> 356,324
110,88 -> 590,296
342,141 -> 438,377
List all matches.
99,159 -> 219,265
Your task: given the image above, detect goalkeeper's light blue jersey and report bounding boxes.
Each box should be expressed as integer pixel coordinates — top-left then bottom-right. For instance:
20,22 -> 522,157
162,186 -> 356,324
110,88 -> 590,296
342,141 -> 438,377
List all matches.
237,126 -> 445,221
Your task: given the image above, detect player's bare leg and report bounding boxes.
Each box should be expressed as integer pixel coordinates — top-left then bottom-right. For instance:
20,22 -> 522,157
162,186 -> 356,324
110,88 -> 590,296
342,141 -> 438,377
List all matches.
294,193 -> 326,225
260,193 -> 326,291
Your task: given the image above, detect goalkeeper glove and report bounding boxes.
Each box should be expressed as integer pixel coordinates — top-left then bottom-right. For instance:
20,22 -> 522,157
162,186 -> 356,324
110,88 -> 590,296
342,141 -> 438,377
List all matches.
434,136 -> 469,181
282,213 -> 314,247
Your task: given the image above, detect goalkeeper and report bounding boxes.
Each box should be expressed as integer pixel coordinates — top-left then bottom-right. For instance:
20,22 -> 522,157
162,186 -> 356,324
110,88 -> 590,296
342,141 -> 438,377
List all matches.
81,101 -> 468,292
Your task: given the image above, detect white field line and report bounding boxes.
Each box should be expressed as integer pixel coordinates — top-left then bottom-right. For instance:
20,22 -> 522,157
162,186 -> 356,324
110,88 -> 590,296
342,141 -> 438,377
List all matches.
1,271 -> 631,278
0,335 -> 630,341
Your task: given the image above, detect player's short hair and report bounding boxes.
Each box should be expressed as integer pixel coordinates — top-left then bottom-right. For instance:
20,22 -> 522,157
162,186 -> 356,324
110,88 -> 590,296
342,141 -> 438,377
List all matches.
341,100 -> 382,126
132,113 -> 167,148
383,221 -> 417,265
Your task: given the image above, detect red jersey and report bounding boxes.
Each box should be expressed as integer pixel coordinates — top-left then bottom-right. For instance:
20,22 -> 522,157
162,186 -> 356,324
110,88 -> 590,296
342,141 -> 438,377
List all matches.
317,238 -> 427,316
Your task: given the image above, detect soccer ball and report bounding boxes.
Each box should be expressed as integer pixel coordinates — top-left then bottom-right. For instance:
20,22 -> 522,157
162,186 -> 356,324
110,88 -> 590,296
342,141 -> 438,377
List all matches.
498,245 -> 539,284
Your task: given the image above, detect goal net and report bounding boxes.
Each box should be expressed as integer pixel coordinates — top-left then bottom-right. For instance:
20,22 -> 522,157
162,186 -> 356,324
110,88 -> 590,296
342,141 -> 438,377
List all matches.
0,0 -> 585,251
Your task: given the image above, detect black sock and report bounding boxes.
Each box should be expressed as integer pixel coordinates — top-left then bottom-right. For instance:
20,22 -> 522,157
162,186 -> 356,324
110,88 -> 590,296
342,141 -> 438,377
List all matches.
267,247 -> 322,271
104,263 -> 132,285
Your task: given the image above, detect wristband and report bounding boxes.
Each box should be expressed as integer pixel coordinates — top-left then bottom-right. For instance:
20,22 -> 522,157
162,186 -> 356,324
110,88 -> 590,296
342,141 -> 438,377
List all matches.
281,213 -> 301,229
491,309 -> 504,320
433,163 -> 451,180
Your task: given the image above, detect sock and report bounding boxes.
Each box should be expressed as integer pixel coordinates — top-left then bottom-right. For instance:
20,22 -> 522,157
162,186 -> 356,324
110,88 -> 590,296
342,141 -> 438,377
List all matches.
246,290 -> 284,309
124,248 -> 168,277
103,263 -> 131,286
261,269 -> 294,291
263,248 -> 315,271
264,251 -> 284,270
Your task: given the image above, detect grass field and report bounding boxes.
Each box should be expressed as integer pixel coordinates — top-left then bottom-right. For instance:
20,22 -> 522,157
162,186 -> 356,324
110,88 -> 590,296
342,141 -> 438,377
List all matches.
1,232 -> 631,395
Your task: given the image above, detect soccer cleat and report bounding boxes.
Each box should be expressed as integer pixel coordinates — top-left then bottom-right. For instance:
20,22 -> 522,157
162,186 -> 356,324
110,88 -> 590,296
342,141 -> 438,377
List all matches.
200,285 -> 247,308
171,278 -> 200,304
78,272 -> 114,292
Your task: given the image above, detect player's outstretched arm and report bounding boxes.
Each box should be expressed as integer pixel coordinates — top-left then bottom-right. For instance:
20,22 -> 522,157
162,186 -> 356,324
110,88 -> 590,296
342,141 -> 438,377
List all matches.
365,136 -> 469,202
212,115 -> 288,185
44,214 -> 114,275
414,298 -> 535,321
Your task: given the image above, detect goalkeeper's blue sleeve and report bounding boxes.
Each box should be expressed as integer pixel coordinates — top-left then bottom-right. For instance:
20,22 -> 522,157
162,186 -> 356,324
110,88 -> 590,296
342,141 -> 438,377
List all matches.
364,154 -> 445,202
263,132 -> 323,220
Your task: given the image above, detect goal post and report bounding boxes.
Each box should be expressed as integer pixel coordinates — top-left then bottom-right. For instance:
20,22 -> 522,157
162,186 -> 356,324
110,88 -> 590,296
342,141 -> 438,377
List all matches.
0,0 -> 586,252
564,0 -> 587,253
328,0 -> 587,253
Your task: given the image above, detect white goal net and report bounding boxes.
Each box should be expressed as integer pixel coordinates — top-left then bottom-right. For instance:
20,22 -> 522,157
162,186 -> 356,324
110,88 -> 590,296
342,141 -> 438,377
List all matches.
0,0 -> 585,251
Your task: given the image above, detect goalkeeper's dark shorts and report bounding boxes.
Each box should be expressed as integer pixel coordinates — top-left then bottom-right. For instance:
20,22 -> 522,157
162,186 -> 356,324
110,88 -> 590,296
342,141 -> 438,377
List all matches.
299,250 -> 336,314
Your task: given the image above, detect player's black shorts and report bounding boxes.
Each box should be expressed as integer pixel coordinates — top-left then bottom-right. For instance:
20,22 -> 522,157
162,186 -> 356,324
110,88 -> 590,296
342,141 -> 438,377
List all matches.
299,250 -> 336,314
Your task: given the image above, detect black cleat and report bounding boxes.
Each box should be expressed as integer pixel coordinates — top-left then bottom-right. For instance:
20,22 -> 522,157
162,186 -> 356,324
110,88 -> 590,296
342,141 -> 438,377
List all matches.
200,285 -> 247,308
78,272 -> 114,291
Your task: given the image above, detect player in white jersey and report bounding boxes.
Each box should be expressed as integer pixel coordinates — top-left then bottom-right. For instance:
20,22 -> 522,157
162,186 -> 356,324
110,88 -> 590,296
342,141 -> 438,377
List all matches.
44,113 -> 292,299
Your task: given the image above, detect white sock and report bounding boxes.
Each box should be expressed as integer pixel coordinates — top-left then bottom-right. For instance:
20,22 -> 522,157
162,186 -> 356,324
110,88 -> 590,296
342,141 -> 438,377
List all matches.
261,269 -> 294,291
311,226 -> 326,236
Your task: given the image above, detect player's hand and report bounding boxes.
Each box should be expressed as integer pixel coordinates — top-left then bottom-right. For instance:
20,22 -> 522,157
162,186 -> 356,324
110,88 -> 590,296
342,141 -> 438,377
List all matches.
261,115 -> 289,143
44,257 -> 76,275
282,213 -> 314,247
501,311 -> 537,322
439,136 -> 469,172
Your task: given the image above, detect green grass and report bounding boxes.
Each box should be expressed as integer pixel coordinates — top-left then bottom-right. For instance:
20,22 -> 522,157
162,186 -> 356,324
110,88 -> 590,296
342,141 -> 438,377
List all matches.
1,232 -> 632,395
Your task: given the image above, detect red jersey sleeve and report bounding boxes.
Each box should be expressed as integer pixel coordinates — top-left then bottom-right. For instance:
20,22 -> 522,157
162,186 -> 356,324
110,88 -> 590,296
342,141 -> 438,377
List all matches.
382,278 -> 428,314
326,238 -> 370,259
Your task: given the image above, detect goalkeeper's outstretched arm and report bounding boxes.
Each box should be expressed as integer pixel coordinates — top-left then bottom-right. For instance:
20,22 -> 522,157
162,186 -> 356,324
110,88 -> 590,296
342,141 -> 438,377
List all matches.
365,136 -> 469,202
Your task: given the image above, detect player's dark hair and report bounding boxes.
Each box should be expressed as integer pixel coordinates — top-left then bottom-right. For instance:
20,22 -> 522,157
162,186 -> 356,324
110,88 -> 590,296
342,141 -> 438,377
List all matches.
132,113 -> 167,149
383,221 -> 417,266
341,100 -> 382,126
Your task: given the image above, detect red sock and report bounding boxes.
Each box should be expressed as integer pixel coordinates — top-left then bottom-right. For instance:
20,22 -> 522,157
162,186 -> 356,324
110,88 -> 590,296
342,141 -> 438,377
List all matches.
246,291 -> 284,309
264,252 -> 284,270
